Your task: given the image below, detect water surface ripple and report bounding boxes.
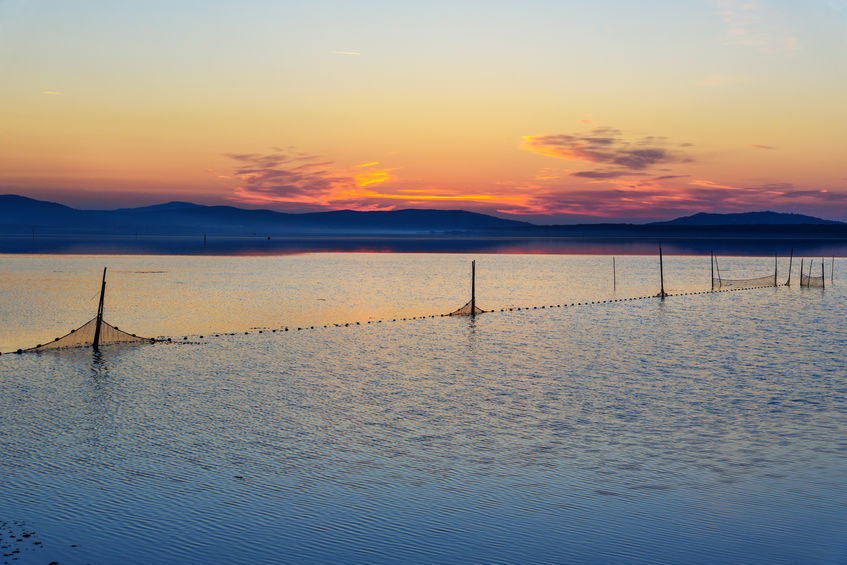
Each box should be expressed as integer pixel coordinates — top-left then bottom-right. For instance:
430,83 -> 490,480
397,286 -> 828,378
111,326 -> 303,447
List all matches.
1,254 -> 845,564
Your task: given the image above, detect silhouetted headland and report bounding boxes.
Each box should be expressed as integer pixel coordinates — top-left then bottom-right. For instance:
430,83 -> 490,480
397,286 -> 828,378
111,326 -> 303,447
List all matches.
2,195 -> 846,256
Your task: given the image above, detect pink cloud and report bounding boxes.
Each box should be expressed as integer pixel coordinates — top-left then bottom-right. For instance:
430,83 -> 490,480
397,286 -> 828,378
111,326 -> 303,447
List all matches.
522,127 -> 693,179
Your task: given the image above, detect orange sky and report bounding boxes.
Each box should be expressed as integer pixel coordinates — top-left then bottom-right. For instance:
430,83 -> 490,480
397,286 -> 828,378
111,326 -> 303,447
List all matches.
1,1 -> 846,222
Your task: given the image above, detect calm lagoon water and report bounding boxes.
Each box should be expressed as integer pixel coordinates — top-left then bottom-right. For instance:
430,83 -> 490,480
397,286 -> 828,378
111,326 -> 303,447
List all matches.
1,253 -> 845,564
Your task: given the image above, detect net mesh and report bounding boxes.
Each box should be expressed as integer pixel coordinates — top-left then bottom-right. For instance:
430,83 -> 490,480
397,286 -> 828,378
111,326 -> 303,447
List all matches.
26,317 -> 153,351
448,300 -> 485,316
800,273 -> 825,288
713,274 -> 775,289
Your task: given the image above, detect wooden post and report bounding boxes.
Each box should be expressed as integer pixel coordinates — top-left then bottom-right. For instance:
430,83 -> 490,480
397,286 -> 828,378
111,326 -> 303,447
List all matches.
773,253 -> 778,287
658,245 -> 667,298
799,258 -> 805,287
613,256 -> 616,291
715,255 -> 722,288
822,258 -> 825,289
832,256 -> 835,284
786,248 -> 793,286
710,250 -> 715,291
470,260 -> 476,316
92,267 -> 107,350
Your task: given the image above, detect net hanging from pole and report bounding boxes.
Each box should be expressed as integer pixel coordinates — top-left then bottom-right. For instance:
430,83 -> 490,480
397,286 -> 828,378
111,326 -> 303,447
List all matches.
448,300 -> 485,316
447,259 -> 485,316
800,259 -> 825,288
712,274 -> 776,289
800,273 -> 825,287
21,267 -> 155,353
712,254 -> 777,289
25,317 -> 154,352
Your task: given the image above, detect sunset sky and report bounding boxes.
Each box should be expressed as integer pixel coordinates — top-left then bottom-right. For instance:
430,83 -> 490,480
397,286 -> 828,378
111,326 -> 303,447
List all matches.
2,0 -> 846,222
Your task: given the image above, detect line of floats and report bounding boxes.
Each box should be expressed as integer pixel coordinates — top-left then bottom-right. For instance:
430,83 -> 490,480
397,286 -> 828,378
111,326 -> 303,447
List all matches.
162,283 -> 783,343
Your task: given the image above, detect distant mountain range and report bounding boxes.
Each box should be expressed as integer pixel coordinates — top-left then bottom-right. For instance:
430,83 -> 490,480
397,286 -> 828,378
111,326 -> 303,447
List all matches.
649,211 -> 842,226
0,195 -> 843,237
0,195 -> 530,235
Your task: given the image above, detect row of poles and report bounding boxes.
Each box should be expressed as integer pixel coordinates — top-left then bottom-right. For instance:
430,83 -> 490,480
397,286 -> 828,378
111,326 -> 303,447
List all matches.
464,246 -> 827,320
609,248 -> 835,295
155,250 -> 836,343
798,257 -> 835,288
6,250 -> 836,354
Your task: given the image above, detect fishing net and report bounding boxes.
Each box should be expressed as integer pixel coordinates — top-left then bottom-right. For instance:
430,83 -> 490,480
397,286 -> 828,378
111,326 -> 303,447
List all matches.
448,300 -> 485,316
800,273 -> 825,288
26,317 -> 153,352
713,274 -> 775,289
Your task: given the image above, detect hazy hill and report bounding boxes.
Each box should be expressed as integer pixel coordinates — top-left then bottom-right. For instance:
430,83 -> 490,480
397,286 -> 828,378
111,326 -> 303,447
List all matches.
4,196 -> 845,241
0,195 -> 531,235
649,211 -> 842,226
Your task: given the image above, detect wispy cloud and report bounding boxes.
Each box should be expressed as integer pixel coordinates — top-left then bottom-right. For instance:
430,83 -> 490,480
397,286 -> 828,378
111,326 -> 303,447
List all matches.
332,50 -> 361,55
522,127 -> 693,179
653,175 -> 690,181
690,179 -> 741,190
714,0 -> 799,52
750,143 -> 776,150
226,152 -> 353,205
506,175 -> 845,219
354,163 -> 395,187
571,170 -> 641,179
42,90 -> 63,95
226,150 -> 525,211
225,145 -> 845,220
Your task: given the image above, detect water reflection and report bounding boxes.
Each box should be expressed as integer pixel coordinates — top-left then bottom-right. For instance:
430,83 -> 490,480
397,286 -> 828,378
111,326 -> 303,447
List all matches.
463,315 -> 479,352
2,234 -> 847,257
0,270 -> 845,564
1,253 -> 839,352
80,348 -> 123,448
90,348 -> 109,379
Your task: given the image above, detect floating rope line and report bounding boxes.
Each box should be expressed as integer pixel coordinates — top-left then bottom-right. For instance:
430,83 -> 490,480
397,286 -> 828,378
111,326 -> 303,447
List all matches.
134,283 -> 784,346
1,251 -> 807,355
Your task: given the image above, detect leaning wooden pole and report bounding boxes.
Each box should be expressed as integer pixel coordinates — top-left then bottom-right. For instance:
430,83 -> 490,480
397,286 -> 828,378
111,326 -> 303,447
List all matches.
92,267 -> 107,350
786,248 -> 793,286
470,260 -> 476,316
714,255 -> 723,287
773,253 -> 778,287
831,256 -> 835,284
658,245 -> 667,298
